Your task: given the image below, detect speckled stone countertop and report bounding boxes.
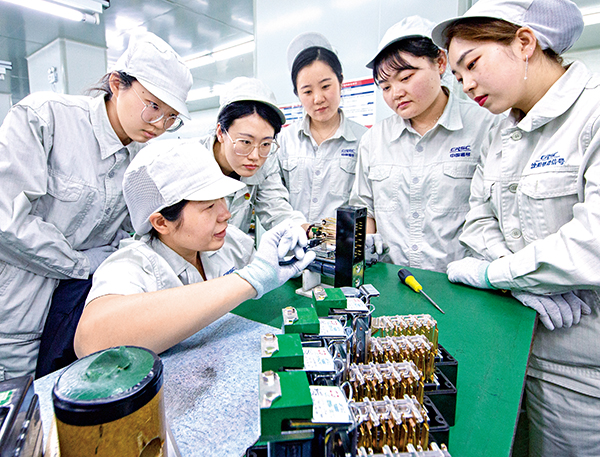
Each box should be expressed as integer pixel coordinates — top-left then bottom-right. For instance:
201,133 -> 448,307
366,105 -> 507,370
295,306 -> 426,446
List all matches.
34,313 -> 279,456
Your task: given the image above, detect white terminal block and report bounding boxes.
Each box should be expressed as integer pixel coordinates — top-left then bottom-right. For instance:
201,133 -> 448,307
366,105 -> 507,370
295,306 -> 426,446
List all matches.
302,347 -> 335,372
317,318 -> 346,337
295,270 -> 333,298
302,269 -> 322,291
310,386 -> 353,424
345,297 -> 369,312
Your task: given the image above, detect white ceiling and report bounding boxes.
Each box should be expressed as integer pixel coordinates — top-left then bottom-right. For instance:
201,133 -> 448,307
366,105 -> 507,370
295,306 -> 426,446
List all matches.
1,0 -> 599,113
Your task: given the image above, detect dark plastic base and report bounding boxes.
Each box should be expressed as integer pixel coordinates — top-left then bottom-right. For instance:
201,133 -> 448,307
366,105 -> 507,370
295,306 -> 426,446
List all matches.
435,344 -> 458,387
424,368 -> 457,427
423,395 -> 451,448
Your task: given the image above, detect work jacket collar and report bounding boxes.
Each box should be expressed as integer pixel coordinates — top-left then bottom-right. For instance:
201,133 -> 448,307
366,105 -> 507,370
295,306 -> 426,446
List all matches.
390,86 -> 461,141
299,109 -> 358,142
149,236 -> 202,285
90,95 -> 140,160
512,61 -> 591,132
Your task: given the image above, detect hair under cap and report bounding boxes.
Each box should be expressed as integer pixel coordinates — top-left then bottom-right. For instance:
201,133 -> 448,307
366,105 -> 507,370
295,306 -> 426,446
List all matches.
123,139 -> 245,235
432,0 -> 583,54
286,32 -> 335,71
218,77 -> 286,124
366,16 -> 437,69
112,31 -> 193,119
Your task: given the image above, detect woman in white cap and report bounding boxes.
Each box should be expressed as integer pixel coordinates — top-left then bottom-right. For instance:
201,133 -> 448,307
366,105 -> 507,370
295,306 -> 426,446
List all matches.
0,31 -> 193,379
74,140 -> 314,357
201,77 -> 306,234
277,32 -> 368,227
433,0 -> 599,454
348,16 -> 497,271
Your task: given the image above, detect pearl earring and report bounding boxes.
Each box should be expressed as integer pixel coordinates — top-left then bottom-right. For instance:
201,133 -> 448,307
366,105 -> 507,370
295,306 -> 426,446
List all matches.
524,54 -> 529,81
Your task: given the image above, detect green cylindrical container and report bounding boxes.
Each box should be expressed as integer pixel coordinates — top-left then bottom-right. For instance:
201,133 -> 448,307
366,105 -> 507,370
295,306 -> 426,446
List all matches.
52,346 -> 166,457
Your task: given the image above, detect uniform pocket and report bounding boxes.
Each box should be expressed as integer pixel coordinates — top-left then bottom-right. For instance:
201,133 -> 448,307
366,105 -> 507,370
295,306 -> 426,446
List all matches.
518,171 -> 579,241
0,261 -> 17,296
33,168 -> 93,238
330,157 -> 357,197
368,165 -> 392,182
430,162 -> 477,213
368,165 -> 397,212
280,157 -> 301,194
46,168 -> 83,201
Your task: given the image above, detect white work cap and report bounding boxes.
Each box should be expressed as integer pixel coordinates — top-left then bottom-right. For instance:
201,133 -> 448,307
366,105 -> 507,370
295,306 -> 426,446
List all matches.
218,77 -> 286,124
366,16 -> 437,69
123,139 -> 245,235
112,31 -> 193,119
432,0 -> 583,55
286,32 -> 335,71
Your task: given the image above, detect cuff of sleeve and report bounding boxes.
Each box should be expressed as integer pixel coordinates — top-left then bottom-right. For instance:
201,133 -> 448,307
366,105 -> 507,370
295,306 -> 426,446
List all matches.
291,211 -> 307,227
487,242 -> 514,261
73,254 -> 91,279
234,268 -> 263,300
484,266 -> 497,289
486,257 -> 514,290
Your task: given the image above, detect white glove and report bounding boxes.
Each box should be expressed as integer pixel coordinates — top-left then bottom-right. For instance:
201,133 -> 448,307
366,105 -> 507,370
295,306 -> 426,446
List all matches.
446,257 -> 493,289
236,222 -> 317,299
365,233 -> 384,263
286,223 -> 312,260
82,245 -> 116,274
512,290 -> 592,331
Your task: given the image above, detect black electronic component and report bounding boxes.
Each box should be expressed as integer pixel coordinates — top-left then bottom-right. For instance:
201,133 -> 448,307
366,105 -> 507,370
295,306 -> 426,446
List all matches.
0,376 -> 43,457
279,238 -> 327,266
306,258 -> 336,277
334,206 -> 366,288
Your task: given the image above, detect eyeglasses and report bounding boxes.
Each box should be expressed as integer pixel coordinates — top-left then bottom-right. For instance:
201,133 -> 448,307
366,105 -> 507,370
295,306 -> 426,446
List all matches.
224,130 -> 279,158
131,87 -> 184,132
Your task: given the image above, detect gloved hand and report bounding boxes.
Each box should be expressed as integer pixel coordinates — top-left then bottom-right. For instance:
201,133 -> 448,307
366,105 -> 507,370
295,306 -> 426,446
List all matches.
512,290 -> 592,331
286,223 -> 312,260
446,257 -> 493,289
365,233 -> 385,263
111,229 -> 131,248
82,245 -> 116,274
235,222 -> 317,299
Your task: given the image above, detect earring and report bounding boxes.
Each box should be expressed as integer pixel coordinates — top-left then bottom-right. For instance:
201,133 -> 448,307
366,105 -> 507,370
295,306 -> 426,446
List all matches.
524,55 -> 529,81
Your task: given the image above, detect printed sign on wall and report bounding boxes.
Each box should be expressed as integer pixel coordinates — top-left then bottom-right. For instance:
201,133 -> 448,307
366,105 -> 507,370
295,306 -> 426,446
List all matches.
279,77 -> 375,128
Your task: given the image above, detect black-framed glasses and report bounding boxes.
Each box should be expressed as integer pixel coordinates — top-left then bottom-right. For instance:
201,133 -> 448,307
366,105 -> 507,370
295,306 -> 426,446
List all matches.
131,87 -> 184,132
224,130 -> 279,157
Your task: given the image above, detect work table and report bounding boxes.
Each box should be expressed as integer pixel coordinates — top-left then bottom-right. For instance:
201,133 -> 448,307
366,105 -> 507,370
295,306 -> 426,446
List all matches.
35,262 -> 536,457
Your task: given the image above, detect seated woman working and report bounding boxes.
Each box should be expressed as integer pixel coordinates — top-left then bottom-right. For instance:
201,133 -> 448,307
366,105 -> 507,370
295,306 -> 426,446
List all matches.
74,139 -> 315,357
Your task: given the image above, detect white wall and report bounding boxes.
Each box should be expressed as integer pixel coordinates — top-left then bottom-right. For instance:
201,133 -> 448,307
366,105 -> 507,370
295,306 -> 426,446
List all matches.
565,48 -> 600,74
256,0 -> 464,123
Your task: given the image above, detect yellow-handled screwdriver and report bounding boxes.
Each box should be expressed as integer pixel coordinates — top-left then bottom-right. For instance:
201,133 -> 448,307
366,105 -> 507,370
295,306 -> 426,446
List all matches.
397,268 -> 445,314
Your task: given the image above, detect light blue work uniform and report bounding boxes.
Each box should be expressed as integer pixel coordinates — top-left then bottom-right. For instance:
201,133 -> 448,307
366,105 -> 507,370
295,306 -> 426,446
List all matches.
461,61 -> 600,456
349,89 -> 498,272
277,109 -> 368,223
0,92 -> 141,379
86,226 -> 254,304
199,134 -> 305,234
